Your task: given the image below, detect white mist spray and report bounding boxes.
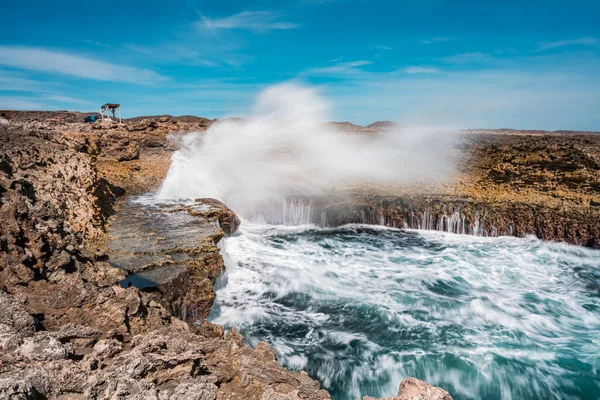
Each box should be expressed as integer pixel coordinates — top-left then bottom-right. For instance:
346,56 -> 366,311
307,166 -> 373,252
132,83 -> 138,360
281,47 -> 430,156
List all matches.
156,83 -> 456,222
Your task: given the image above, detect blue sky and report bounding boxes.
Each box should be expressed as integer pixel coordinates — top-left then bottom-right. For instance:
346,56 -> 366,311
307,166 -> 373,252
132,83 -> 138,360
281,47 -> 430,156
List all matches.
1,0 -> 599,129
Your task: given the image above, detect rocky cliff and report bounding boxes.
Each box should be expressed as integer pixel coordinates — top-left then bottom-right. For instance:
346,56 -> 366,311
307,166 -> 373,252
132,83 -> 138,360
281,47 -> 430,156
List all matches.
318,132 -> 600,247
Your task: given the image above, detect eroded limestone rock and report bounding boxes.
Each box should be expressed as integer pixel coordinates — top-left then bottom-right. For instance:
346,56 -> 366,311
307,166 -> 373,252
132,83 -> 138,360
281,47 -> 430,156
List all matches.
361,378 -> 453,400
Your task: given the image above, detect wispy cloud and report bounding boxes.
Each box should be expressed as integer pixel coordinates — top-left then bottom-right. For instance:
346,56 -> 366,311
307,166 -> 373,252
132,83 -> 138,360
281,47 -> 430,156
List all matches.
421,37 -> 452,44
404,66 -> 442,74
82,40 -> 111,49
444,52 -> 490,64
42,94 -> 90,105
0,46 -> 166,84
126,44 -> 222,67
125,11 -> 262,69
0,72 -> 44,92
198,11 -> 299,33
340,61 -> 372,68
537,37 -> 598,51
329,56 -> 344,62
373,45 -> 393,51
307,60 -> 372,75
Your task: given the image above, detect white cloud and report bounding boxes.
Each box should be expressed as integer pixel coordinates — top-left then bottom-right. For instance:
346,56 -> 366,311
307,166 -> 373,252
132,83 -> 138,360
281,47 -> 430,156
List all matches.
537,37 -> 598,51
0,46 -> 166,84
421,37 -> 452,44
198,11 -> 299,32
405,66 -> 442,74
373,45 -> 393,51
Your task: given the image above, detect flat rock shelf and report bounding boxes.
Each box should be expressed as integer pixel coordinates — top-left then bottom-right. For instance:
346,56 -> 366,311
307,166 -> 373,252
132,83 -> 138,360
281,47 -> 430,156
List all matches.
106,196 -> 238,322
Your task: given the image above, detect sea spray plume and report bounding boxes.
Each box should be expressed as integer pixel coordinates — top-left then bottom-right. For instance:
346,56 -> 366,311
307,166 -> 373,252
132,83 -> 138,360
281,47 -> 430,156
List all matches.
156,83 -> 458,219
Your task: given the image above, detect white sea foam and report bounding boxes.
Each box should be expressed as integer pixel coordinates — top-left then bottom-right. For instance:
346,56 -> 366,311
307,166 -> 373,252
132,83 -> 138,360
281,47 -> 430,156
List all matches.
209,223 -> 600,399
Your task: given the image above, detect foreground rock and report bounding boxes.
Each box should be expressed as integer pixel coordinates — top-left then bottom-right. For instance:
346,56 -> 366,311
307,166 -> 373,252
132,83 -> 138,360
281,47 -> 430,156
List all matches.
106,198 -> 240,322
362,378 -> 452,400
0,288 -> 330,399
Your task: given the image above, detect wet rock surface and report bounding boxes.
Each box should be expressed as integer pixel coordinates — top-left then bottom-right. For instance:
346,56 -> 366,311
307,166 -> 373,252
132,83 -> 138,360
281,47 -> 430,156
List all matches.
106,198 -> 239,322
318,192 -> 600,247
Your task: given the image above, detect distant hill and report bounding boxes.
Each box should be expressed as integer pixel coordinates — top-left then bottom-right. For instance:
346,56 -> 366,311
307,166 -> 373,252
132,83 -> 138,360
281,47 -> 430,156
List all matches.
328,121 -> 400,135
365,121 -> 400,130
328,121 -> 366,132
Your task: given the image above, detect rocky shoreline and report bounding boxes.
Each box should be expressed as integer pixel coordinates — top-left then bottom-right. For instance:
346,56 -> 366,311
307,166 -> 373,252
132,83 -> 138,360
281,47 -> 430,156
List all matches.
0,113 -> 450,399
1,111 -> 598,399
0,115 -> 331,399
320,131 -> 600,247
311,191 -> 600,247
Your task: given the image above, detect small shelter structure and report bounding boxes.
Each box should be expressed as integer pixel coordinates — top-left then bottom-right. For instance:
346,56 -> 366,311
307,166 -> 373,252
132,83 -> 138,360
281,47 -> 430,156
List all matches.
0,110 -> 13,124
100,103 -> 122,123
